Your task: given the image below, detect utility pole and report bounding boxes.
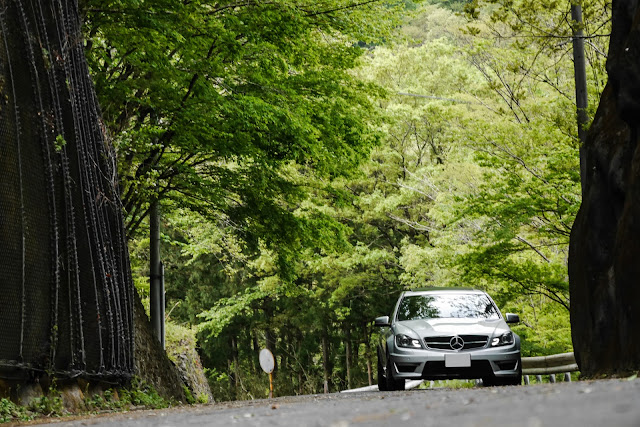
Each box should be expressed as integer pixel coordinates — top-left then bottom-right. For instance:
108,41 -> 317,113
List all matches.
150,200 -> 165,349
571,2 -> 589,187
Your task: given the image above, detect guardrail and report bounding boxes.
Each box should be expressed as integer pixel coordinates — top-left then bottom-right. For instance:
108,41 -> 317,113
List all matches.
522,352 -> 578,375
522,352 -> 578,385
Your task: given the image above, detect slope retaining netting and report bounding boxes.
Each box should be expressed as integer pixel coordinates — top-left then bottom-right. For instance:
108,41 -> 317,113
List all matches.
0,0 -> 134,381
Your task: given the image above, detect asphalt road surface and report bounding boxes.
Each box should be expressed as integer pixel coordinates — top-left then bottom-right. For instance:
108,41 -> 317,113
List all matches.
36,378 -> 640,427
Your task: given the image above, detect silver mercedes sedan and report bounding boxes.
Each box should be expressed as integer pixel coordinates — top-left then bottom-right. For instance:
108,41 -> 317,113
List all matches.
375,288 -> 522,390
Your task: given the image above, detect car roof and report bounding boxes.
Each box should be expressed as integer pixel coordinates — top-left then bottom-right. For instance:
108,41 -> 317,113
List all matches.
403,287 -> 486,296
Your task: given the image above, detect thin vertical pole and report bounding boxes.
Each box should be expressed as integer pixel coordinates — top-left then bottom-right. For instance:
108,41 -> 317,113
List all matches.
160,261 -> 165,349
150,200 -> 164,348
571,3 -> 589,191
269,372 -> 273,399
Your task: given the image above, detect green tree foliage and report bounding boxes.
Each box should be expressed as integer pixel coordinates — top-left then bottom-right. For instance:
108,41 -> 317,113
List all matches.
354,0 -> 591,356
83,0 -> 408,274
87,0 -> 610,400
462,0 -> 610,120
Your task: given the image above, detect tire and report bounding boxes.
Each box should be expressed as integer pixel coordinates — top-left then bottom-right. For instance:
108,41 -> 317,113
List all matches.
485,371 -> 522,386
507,374 -> 523,386
385,357 -> 405,391
485,356 -> 522,386
377,353 -> 389,391
506,360 -> 523,386
482,376 -> 495,387
500,357 -> 523,386
396,376 -> 406,390
493,375 -> 522,386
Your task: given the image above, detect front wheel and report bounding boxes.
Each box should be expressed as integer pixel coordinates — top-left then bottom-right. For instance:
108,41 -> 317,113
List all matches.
504,374 -> 523,386
385,358 -> 405,391
377,353 -> 389,391
503,363 -> 523,386
484,357 -> 522,386
491,375 -> 522,386
500,357 -> 523,386
484,370 -> 522,386
482,376 -> 495,387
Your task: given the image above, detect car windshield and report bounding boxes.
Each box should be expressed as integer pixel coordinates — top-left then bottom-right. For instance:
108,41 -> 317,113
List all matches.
396,293 -> 500,321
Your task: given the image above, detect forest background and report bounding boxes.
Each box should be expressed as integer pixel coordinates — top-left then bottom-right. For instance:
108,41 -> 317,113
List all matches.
82,0 -> 610,400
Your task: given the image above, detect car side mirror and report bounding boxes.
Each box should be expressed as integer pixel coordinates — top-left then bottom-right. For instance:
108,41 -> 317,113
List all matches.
505,313 -> 520,324
374,316 -> 390,327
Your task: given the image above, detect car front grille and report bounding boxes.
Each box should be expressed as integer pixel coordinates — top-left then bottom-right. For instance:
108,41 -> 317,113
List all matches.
422,360 -> 493,379
424,335 -> 489,351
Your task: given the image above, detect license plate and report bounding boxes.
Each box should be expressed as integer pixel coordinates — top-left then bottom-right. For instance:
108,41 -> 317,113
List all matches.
445,353 -> 471,368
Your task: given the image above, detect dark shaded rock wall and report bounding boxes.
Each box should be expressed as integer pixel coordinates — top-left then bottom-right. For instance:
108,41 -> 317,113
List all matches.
133,293 -> 188,402
569,0 -> 640,376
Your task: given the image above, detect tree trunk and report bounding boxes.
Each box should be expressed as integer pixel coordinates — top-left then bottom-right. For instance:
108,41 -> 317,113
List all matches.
299,370 -> 303,395
364,324 -> 373,386
569,0 -> 640,376
345,325 -> 352,390
297,330 -> 305,395
252,328 -> 260,374
322,330 -> 330,394
282,328 -> 290,380
227,358 -> 235,399
231,335 -> 239,390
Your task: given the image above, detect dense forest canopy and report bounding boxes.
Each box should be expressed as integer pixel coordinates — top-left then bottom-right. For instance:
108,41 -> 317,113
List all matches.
83,0 -> 406,276
83,0 -> 611,399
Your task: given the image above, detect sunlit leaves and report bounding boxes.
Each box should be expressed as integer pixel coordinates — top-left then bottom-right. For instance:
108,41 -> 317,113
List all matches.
85,0 -> 394,248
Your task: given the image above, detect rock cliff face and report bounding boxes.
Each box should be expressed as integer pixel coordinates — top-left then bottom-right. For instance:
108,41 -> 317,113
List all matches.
165,325 -> 214,404
569,0 -> 640,376
134,294 -> 188,402
134,291 -> 214,403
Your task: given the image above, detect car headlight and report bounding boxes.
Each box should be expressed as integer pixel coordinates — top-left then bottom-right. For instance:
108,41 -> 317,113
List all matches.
396,334 -> 422,349
491,331 -> 514,347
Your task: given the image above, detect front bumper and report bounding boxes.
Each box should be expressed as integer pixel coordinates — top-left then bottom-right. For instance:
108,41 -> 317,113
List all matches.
389,344 -> 521,381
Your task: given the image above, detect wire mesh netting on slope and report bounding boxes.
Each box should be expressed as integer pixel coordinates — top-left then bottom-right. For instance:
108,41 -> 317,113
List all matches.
0,0 -> 134,381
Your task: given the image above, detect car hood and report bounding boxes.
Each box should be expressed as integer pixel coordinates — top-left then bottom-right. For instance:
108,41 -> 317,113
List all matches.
395,318 -> 509,338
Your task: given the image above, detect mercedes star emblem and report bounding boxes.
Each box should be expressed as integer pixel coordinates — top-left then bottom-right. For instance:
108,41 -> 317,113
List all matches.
450,335 -> 465,350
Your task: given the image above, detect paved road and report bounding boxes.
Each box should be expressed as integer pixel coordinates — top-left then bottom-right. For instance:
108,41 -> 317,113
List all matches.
38,378 -> 640,427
